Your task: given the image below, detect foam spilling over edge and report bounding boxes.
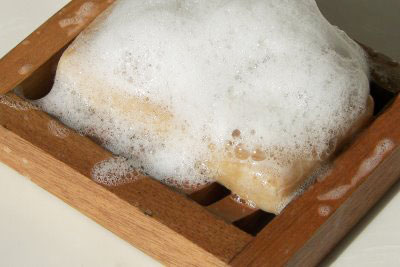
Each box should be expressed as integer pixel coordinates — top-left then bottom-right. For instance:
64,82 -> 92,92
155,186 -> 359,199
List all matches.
37,0 -> 371,212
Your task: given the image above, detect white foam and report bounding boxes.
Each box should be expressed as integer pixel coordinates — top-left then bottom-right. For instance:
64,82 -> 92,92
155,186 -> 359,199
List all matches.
91,156 -> 140,186
38,0 -> 370,203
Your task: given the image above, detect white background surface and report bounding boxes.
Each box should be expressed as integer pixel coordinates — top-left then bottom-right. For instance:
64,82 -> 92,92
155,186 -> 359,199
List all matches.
0,1 -> 399,266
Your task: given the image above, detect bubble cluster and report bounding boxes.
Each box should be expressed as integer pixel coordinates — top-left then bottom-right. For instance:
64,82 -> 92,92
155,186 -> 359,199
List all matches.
38,0 -> 371,212
91,156 -> 140,186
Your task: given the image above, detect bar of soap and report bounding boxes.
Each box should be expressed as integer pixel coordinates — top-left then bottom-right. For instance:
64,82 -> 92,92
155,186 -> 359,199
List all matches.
38,0 -> 372,213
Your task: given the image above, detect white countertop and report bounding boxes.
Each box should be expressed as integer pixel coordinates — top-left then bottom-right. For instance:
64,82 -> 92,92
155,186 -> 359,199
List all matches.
0,1 -> 399,266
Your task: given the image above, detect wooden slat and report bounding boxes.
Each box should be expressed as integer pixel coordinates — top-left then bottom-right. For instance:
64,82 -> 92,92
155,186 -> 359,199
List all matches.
230,94 -> 400,266
207,194 -> 257,223
0,93 -> 252,266
233,210 -> 275,236
17,45 -> 68,100
189,182 -> 231,206
0,0 -> 116,95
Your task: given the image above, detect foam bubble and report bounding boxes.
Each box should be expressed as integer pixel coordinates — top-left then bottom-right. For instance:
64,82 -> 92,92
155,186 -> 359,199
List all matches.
38,0 -> 370,211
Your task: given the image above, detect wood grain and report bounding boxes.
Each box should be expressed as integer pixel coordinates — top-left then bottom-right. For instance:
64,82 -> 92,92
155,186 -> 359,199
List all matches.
0,93 -> 252,266
0,0 -> 116,95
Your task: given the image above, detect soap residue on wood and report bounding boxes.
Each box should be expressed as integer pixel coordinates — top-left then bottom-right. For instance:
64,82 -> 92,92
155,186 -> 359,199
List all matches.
18,64 -> 33,75
0,95 -> 38,111
318,204 -> 332,217
48,120 -> 70,139
91,156 -> 141,186
351,139 -> 395,184
59,1 -> 97,36
318,138 -> 395,201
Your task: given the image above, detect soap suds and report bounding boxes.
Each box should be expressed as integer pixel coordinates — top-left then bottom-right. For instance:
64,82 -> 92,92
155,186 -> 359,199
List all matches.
318,204 -> 332,217
39,0 -> 371,211
318,138 -> 395,201
48,120 -> 70,138
59,2 -> 96,36
91,156 -> 140,186
18,64 -> 33,75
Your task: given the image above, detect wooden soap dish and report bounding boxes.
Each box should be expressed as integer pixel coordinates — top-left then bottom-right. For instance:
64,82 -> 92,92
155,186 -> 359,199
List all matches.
0,1 -> 399,266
